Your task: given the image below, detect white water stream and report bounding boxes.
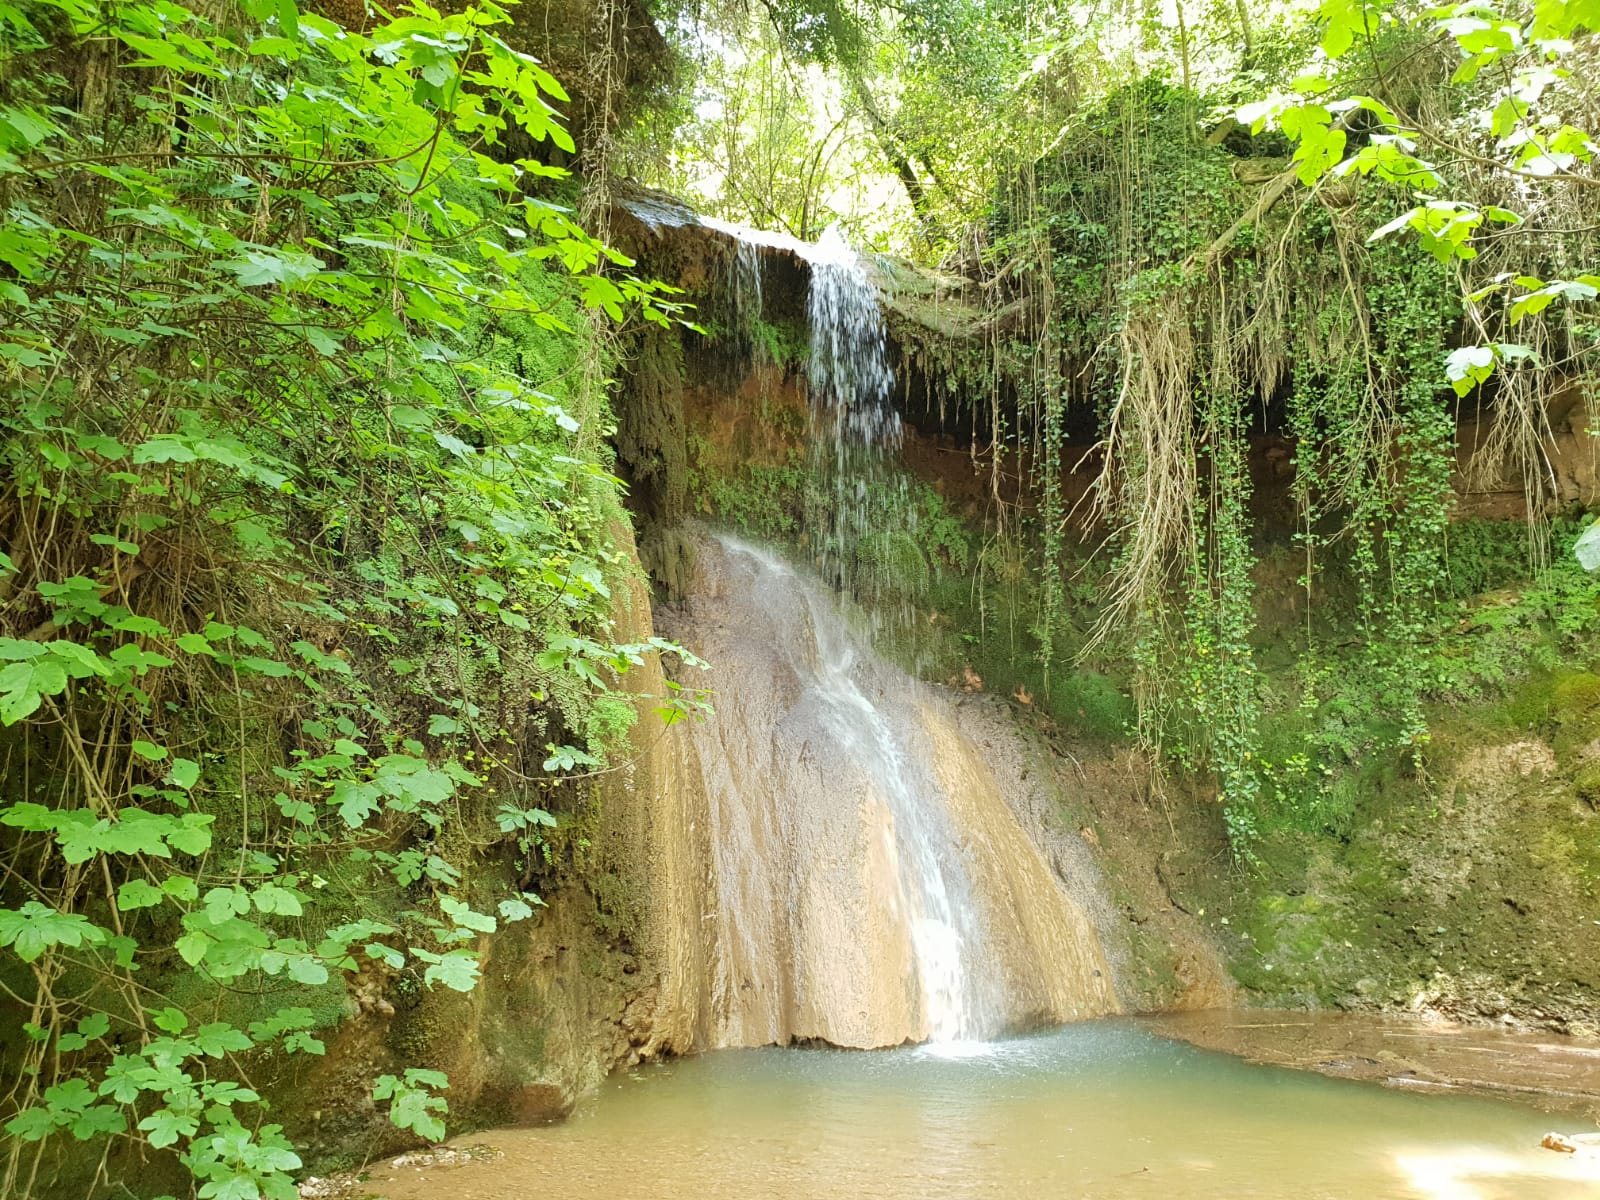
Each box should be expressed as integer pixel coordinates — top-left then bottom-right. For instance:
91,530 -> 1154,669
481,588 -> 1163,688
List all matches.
735,538 -> 979,1042
664,535 -> 1117,1048
625,198 -> 1114,1045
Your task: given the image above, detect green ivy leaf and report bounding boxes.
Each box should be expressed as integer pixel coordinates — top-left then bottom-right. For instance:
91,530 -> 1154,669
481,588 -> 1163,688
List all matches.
57,1009 -> 112,1053
69,1104 -> 126,1140
414,947 -> 481,992
285,954 -> 329,985
1574,522 -> 1600,572
330,779 -> 380,828
284,1031 -> 326,1054
364,941 -> 405,970
116,879 -> 166,910
162,875 -> 200,901
5,1107 -> 54,1141
218,247 -> 325,288
439,896 -> 495,934
497,897 -> 534,922
138,1107 -> 198,1149
164,813 -> 215,855
110,613 -> 166,636
193,1022 -> 253,1057
252,882 -> 303,917
0,657 -> 68,724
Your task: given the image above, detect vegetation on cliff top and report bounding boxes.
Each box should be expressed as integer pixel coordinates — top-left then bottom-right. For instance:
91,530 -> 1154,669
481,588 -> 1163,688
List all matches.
640,0 -> 1600,856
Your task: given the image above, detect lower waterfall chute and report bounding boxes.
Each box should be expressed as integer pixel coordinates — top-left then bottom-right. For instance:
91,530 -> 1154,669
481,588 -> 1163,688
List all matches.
662,534 -> 1120,1049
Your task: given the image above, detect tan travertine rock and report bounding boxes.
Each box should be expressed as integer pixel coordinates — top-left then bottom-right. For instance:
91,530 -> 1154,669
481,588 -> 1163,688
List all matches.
658,534 -> 1119,1049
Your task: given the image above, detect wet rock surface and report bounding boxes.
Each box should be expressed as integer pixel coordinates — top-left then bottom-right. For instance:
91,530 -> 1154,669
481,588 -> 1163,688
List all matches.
657,534 -> 1119,1047
1145,1009 -> 1600,1118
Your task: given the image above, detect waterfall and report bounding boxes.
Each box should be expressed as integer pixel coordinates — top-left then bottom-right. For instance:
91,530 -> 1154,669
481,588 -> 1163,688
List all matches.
802,226 -> 906,595
618,207 -> 1119,1048
805,225 -> 899,454
626,200 -> 906,595
662,534 -> 1119,1049
731,238 -> 762,335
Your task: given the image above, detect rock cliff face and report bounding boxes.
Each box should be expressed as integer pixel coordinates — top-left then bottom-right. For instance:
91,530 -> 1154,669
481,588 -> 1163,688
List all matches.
598,190 -> 1600,1046
293,183 -> 1600,1164
284,195 -> 1225,1167
655,535 -> 1120,1049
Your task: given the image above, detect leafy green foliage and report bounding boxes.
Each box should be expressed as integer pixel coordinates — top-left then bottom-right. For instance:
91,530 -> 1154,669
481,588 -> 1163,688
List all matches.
373,1070 -> 450,1142
656,0 -> 1600,885
0,0 -> 707,1195
0,903 -> 109,962
1245,0 -> 1600,390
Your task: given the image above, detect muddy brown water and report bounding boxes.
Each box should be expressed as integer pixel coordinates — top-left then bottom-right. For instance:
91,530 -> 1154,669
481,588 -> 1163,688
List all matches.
360,1017 -> 1600,1200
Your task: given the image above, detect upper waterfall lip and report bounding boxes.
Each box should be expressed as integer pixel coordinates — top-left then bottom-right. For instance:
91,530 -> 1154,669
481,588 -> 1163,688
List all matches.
805,223 -> 866,267
700,214 -> 816,260
617,195 -> 867,269
616,193 -> 701,230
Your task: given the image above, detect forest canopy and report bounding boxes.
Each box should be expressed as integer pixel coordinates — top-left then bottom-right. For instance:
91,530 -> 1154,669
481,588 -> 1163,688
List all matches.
625,0 -> 1600,847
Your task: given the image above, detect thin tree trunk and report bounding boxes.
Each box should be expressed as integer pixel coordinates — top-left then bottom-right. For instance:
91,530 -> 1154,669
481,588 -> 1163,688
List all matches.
1234,0 -> 1256,69
845,66 -> 931,220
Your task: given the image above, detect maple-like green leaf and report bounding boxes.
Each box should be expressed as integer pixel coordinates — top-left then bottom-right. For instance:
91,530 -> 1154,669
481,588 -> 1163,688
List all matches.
218,247 -> 325,287
138,1107 -> 198,1149
0,657 -> 68,724
0,902 -> 109,961
116,879 -> 165,910
251,882 -> 303,917
193,1022 -> 252,1058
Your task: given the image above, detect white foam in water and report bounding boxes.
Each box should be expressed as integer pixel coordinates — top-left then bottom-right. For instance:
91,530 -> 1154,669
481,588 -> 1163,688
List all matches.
910,917 -> 966,1043
917,1039 -> 998,1061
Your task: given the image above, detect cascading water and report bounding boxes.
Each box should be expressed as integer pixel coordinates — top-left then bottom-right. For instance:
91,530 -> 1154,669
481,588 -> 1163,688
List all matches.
730,237 -> 762,335
629,206 -> 1119,1047
663,534 -> 1119,1049
805,225 -> 899,452
626,198 -> 905,592
802,226 -> 907,596
799,546 -> 972,1043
